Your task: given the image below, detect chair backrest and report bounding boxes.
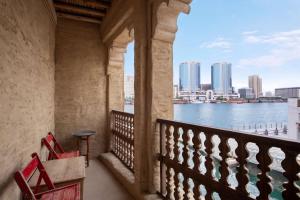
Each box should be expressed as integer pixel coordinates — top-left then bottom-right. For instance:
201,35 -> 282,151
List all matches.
42,132 -> 65,160
14,153 -> 55,199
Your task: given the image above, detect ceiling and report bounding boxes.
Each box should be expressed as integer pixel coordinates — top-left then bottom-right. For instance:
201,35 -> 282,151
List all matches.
53,0 -> 112,24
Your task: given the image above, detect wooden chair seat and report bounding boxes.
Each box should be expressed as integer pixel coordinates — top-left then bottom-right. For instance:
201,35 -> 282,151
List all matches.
14,153 -> 81,200
42,132 -> 80,160
57,151 -> 80,159
40,183 -> 80,200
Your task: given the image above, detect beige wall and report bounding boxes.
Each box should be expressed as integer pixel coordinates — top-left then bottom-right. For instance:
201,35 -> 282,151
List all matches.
55,18 -> 108,157
0,0 -> 56,198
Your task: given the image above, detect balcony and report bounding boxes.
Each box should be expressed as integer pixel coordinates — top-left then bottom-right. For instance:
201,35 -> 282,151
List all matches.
1,0 -> 300,199
104,111 -> 300,200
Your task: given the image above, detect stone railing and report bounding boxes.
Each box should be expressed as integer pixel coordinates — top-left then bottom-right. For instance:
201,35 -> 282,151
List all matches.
110,110 -> 134,172
157,119 -> 300,200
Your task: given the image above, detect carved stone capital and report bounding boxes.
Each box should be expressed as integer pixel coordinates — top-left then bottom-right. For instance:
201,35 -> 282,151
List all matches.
152,0 -> 192,43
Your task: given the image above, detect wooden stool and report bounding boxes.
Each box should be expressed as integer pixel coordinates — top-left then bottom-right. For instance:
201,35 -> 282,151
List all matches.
73,130 -> 96,167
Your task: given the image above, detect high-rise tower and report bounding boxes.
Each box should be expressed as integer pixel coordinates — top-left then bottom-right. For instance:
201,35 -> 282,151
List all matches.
211,62 -> 233,95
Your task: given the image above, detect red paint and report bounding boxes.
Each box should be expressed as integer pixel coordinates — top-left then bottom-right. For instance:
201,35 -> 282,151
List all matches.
43,132 -> 79,160
14,153 -> 81,200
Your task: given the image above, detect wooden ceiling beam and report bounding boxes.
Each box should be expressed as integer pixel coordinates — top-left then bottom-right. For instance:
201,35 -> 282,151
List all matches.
54,2 -> 106,18
54,0 -> 110,9
57,12 -> 102,24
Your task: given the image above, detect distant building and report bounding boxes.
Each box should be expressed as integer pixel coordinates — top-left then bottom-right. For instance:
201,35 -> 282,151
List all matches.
264,91 -> 273,97
124,75 -> 134,99
201,84 -> 212,91
238,88 -> 254,99
275,87 -> 300,98
173,85 -> 179,98
248,75 -> 262,98
211,62 -> 233,95
179,61 -> 201,93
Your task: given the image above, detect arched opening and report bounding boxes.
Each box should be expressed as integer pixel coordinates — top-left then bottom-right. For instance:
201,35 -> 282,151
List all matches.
124,41 -> 135,113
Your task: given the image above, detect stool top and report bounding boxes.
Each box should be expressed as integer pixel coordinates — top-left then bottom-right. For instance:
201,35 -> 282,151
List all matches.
73,130 -> 96,137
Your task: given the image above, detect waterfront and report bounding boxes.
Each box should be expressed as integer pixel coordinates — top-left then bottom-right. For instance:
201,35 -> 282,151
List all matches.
125,103 -> 288,130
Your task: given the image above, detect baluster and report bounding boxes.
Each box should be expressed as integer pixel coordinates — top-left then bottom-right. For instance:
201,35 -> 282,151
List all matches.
118,115 -> 122,158
122,115 -> 125,161
204,133 -> 214,179
256,145 -> 272,200
166,166 -> 172,199
173,126 -> 181,199
116,133 -> 119,157
193,180 -> 201,200
182,128 -> 190,168
183,176 -> 190,200
193,130 -> 201,172
166,125 -> 172,160
173,126 -> 180,163
127,116 -> 130,166
132,116 -> 134,170
235,139 -> 249,196
123,116 -> 127,164
282,150 -> 299,199
173,170 -> 180,200
219,135 -> 230,187
127,116 -> 129,165
116,115 -> 120,157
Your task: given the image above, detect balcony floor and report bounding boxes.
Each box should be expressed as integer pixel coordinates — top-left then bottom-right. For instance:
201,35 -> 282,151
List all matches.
84,159 -> 134,200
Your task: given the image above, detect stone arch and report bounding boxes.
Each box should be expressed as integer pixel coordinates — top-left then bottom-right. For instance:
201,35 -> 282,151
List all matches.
106,27 -> 134,113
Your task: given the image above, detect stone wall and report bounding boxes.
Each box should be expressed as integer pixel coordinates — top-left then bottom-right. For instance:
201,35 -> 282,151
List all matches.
55,18 -> 108,157
0,0 -> 56,198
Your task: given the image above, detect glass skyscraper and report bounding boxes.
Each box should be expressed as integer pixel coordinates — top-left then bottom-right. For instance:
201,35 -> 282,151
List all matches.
211,62 -> 233,95
179,62 -> 201,93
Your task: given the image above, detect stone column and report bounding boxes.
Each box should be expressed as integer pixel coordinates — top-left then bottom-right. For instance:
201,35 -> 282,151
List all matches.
106,43 -> 126,113
133,0 -> 191,194
105,43 -> 126,151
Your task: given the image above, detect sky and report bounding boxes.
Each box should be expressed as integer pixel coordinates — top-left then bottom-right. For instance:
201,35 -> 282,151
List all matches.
124,0 -> 300,92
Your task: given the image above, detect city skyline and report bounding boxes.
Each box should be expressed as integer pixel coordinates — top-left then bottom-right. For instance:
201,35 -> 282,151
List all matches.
124,0 -> 300,92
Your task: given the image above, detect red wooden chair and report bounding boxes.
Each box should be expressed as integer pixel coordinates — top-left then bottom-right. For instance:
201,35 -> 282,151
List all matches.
42,132 -> 79,160
14,153 -> 80,200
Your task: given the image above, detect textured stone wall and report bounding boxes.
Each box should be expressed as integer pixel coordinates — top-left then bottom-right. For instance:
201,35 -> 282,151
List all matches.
0,0 -> 56,198
55,18 -> 108,157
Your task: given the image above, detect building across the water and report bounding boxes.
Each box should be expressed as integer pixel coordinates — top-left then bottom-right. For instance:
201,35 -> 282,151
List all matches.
179,61 -> 201,93
275,87 -> 300,99
201,83 -> 212,91
248,75 -> 262,98
211,62 -> 233,95
173,85 -> 179,98
124,75 -> 134,99
238,88 -> 254,99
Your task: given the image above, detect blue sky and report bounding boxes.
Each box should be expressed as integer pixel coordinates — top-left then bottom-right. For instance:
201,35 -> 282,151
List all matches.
125,0 -> 300,92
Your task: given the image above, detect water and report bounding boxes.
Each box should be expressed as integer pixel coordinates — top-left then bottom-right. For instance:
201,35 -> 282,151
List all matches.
124,103 -> 290,199
173,103 -> 288,130
125,103 -> 288,129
